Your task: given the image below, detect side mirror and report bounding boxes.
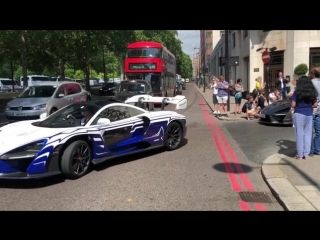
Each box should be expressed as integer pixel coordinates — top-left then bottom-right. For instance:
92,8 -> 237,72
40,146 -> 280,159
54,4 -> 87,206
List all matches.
58,93 -> 65,98
97,118 -> 111,125
39,113 -> 47,119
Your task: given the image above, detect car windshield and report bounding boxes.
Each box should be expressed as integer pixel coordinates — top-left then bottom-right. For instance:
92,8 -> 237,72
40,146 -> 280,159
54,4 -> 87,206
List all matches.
118,83 -> 146,94
17,86 -> 56,98
33,103 -> 102,128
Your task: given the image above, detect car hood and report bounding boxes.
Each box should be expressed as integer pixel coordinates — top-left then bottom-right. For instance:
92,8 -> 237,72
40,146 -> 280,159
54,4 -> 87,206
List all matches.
262,100 -> 291,114
7,97 -> 50,107
0,120 -> 65,155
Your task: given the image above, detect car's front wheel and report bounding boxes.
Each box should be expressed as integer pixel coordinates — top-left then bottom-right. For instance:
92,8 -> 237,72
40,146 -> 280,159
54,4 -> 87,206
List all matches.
61,140 -> 92,179
164,121 -> 182,151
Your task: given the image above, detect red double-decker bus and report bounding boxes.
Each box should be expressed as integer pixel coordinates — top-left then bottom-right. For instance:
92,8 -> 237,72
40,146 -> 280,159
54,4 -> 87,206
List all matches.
124,41 -> 176,97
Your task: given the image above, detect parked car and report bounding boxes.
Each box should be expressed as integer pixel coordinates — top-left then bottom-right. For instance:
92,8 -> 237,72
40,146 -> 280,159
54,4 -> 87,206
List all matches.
5,82 -> 90,121
0,95 -> 187,179
99,82 -> 119,97
259,100 -> 292,125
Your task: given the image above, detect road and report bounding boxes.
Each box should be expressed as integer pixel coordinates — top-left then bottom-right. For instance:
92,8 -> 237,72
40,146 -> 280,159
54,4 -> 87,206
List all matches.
223,113 -> 295,165
0,83 -> 283,210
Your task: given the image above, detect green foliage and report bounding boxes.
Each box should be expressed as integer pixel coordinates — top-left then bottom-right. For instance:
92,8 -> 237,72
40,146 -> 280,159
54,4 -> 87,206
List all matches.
294,63 -> 308,76
0,30 -> 192,86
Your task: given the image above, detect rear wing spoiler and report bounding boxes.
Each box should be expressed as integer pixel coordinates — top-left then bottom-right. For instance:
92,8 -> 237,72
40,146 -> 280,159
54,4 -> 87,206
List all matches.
125,95 -> 187,110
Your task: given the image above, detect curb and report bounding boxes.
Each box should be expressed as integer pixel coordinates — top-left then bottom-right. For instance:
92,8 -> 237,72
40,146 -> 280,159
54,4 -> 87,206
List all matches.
262,153 -> 317,211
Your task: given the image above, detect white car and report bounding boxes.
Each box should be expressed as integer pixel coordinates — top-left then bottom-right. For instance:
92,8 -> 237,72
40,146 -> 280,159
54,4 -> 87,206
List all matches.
0,95 -> 187,180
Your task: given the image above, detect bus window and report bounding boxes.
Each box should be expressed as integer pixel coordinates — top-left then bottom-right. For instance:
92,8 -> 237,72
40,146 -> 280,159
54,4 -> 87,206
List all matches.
126,48 -> 162,58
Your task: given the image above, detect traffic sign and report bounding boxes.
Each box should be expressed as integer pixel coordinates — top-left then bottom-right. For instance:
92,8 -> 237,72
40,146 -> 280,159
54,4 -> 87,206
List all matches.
262,51 -> 270,64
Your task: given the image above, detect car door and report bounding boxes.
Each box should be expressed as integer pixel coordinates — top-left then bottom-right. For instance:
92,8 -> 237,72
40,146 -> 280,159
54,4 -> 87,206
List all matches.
54,85 -> 70,109
91,105 -> 145,152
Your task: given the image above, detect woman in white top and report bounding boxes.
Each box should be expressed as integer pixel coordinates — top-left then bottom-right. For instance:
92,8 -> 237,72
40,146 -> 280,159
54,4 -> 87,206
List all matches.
210,77 -> 219,113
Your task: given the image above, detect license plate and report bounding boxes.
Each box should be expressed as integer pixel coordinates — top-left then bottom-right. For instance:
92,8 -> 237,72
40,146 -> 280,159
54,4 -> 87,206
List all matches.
14,113 -> 26,116
260,114 -> 265,118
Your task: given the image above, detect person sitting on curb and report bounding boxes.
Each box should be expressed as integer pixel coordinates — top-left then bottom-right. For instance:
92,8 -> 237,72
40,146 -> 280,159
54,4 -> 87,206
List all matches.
242,95 -> 261,120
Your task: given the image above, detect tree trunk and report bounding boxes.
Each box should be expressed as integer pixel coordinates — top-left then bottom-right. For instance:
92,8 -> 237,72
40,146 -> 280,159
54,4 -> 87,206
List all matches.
84,63 -> 90,91
20,30 -> 28,88
59,58 -> 65,80
119,55 -> 124,80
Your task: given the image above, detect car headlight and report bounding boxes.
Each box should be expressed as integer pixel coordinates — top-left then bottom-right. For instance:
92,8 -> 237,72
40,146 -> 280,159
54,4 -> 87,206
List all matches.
5,105 -> 10,111
33,104 -> 46,110
0,139 -> 47,160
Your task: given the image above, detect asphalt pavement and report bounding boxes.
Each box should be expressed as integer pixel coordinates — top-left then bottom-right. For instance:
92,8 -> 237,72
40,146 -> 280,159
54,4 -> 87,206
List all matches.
0,83 -> 283,210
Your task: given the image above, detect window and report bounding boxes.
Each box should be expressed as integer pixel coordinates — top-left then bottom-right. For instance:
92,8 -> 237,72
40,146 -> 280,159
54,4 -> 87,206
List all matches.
206,43 -> 212,50
310,48 -> 320,68
128,106 -> 145,117
270,51 -> 284,65
243,30 -> 248,39
232,33 -> 236,48
220,31 -> 225,37
206,31 -> 212,38
93,106 -> 131,123
126,48 -> 161,58
65,83 -> 81,95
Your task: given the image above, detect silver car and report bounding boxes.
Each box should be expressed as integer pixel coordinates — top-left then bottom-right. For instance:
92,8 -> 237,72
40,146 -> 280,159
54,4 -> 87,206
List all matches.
5,82 -> 90,121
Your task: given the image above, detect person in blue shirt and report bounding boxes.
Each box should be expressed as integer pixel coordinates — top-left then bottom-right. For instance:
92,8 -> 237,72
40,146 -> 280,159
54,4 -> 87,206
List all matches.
291,76 -> 318,159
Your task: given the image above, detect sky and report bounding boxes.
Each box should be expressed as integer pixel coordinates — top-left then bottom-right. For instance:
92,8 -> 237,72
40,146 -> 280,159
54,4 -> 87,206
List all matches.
177,30 -> 200,60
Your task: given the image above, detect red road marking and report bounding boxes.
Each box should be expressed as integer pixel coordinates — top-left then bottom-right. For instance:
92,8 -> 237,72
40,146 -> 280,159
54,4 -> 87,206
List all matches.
210,117 -> 255,191
254,203 -> 267,211
199,98 -> 241,192
196,88 -> 268,211
239,201 -> 251,211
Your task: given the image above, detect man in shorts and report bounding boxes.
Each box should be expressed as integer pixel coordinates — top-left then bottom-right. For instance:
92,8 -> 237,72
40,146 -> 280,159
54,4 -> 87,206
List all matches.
243,95 -> 261,120
210,76 -> 219,114
216,75 -> 229,115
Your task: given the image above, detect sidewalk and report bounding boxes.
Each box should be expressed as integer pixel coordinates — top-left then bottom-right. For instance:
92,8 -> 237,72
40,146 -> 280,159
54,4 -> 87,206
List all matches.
196,83 -> 320,211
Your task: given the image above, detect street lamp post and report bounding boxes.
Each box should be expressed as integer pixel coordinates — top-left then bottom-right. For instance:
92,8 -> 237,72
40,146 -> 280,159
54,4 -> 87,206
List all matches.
194,47 -> 200,88
256,46 -> 277,104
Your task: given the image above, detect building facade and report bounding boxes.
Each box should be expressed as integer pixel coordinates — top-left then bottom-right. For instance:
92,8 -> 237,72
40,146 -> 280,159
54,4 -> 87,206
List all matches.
192,52 -> 200,77
209,30 -> 320,92
200,30 -> 224,73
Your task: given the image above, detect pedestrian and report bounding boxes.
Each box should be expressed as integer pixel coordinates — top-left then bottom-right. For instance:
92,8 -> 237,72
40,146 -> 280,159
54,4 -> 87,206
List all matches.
287,79 -> 297,98
242,95 -> 261,120
233,78 -> 244,114
310,67 -> 320,155
269,88 -> 282,104
215,75 -> 229,116
253,77 -> 264,98
275,71 -> 289,100
291,75 -> 318,160
210,76 -> 219,114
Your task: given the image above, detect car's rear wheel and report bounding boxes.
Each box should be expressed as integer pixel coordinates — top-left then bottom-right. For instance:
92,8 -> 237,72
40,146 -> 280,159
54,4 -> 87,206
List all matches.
61,140 -> 92,179
164,122 -> 182,151
50,108 -> 57,115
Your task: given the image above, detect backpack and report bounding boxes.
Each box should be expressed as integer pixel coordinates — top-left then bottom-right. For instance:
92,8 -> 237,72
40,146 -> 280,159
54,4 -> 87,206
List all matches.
242,103 -> 247,113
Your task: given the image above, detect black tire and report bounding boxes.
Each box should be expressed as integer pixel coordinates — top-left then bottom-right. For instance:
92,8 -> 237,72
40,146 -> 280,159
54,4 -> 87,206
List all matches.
164,121 -> 182,151
60,140 -> 92,179
50,108 -> 57,115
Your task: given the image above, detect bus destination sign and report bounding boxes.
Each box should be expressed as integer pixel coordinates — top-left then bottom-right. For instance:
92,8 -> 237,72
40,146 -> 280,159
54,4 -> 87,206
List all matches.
129,63 -> 157,70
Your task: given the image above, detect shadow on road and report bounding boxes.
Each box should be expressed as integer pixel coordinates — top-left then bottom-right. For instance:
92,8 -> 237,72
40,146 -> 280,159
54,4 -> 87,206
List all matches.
276,139 -> 296,157
0,175 -> 65,189
0,138 -> 188,189
95,138 -> 189,172
212,162 -> 253,173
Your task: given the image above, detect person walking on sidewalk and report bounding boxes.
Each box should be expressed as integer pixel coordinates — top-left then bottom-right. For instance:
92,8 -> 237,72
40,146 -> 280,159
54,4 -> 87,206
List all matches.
210,76 -> 219,114
291,76 -> 318,160
233,78 -> 244,114
215,75 -> 229,116
310,67 -> 320,155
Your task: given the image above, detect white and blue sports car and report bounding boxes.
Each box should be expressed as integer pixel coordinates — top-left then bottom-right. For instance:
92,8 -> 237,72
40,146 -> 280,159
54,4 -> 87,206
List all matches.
0,95 -> 187,180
